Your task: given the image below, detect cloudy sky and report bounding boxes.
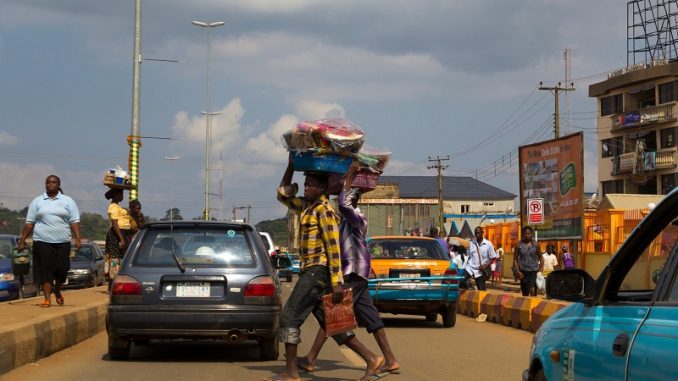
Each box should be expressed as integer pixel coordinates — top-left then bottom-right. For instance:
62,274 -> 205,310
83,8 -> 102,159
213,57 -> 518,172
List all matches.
0,0 -> 627,223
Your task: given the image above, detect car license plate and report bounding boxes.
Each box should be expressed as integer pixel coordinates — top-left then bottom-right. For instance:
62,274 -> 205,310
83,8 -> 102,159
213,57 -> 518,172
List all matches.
399,273 -> 420,278
176,282 -> 210,297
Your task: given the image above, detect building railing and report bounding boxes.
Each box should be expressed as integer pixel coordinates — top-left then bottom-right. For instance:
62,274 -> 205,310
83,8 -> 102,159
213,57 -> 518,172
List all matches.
611,148 -> 676,175
611,104 -> 675,131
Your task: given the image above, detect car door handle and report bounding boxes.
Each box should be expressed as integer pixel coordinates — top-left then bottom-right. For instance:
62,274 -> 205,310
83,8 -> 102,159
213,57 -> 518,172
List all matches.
612,333 -> 629,357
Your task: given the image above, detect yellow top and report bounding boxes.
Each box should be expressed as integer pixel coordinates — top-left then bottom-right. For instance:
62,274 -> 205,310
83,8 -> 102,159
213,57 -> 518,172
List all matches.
108,203 -> 131,230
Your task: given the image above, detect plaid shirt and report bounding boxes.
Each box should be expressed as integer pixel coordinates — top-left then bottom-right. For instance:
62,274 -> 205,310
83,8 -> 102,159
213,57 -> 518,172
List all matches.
277,188 -> 343,286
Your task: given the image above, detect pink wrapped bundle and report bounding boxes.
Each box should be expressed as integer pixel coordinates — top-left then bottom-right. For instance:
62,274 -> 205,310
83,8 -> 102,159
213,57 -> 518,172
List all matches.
281,118 -> 365,154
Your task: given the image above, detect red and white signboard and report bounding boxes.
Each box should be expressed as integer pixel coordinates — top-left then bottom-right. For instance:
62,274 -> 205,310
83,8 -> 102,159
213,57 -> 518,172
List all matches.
527,198 -> 544,224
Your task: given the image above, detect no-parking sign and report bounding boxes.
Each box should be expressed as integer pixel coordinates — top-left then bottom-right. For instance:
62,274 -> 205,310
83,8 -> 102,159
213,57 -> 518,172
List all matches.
527,198 -> 544,224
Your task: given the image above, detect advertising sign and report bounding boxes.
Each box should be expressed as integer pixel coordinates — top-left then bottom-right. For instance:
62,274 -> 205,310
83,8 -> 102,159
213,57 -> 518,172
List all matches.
519,132 -> 584,239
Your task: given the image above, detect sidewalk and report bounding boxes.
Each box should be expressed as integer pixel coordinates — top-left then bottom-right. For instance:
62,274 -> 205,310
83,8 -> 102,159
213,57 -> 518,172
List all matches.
0,285 -> 109,374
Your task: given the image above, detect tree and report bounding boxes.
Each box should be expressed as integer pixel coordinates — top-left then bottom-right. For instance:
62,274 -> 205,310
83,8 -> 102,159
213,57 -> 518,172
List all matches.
79,212 -> 109,241
162,208 -> 183,221
255,217 -> 289,247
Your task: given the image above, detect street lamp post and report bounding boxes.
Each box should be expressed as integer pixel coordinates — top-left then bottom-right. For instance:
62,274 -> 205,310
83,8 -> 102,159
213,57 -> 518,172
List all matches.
192,20 -> 224,221
165,156 -> 180,220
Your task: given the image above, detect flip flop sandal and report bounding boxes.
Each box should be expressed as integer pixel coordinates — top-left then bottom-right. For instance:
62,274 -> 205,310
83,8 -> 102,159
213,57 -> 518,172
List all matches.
40,299 -> 51,308
296,359 -> 316,373
378,366 -> 401,374
55,295 -> 64,305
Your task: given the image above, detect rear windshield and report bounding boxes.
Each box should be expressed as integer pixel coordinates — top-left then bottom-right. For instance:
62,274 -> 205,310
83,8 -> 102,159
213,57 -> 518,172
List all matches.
368,239 -> 448,260
133,227 -> 256,268
71,246 -> 95,261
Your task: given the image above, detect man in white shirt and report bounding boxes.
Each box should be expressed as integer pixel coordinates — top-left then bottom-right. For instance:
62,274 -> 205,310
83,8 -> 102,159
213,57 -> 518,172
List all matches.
464,226 -> 497,291
542,244 -> 558,277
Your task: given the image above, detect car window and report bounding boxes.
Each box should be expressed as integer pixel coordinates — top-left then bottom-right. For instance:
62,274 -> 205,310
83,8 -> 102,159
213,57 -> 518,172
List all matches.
73,247 -> 93,261
134,227 -> 256,268
614,218 -> 677,301
368,239 -> 446,260
0,237 -> 13,258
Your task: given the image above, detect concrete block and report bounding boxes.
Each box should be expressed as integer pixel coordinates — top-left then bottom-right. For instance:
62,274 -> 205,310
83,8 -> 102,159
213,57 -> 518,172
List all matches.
480,293 -> 511,323
531,299 -> 569,332
501,295 -> 540,331
459,290 -> 488,318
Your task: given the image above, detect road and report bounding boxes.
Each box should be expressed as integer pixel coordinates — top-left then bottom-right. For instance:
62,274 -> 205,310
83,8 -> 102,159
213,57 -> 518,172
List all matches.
2,282 -> 533,381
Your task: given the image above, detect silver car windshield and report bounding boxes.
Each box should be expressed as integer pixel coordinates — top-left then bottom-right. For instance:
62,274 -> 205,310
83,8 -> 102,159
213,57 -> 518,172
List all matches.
133,227 -> 256,268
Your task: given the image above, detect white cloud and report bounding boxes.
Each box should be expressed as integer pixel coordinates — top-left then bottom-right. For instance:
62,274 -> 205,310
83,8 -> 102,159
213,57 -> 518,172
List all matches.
0,131 -> 18,146
172,98 -> 245,151
294,100 -> 345,120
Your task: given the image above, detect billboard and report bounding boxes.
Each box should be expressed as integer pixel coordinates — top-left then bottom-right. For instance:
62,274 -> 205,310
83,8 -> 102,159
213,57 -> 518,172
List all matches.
519,132 -> 584,239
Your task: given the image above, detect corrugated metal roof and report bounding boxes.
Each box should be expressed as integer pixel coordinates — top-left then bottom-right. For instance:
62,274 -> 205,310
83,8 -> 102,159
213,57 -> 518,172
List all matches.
378,176 -> 516,200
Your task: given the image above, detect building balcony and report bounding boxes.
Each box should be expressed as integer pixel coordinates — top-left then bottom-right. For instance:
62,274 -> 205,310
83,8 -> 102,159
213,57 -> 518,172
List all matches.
611,148 -> 677,175
611,104 -> 675,132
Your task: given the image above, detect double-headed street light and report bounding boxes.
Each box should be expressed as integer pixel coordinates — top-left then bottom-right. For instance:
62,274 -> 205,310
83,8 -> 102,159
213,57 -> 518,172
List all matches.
192,20 -> 224,221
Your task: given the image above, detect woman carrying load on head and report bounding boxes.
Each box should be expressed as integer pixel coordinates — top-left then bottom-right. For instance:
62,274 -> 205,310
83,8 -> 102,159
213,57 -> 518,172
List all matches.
105,188 -> 131,281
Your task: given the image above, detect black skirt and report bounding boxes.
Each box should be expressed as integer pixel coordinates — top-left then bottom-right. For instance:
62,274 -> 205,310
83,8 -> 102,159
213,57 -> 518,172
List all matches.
32,241 -> 71,284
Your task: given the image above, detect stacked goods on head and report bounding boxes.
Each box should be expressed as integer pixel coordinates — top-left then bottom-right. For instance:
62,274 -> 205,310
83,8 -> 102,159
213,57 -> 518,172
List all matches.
103,166 -> 135,190
282,118 -> 389,194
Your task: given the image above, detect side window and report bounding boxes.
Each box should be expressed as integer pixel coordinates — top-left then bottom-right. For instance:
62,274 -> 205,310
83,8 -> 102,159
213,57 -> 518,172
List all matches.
617,221 -> 678,298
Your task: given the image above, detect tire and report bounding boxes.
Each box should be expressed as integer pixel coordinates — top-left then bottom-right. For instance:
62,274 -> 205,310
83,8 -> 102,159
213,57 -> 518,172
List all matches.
108,336 -> 131,360
534,368 -> 546,381
442,302 -> 457,328
425,313 -> 437,322
286,274 -> 293,283
89,275 -> 97,288
259,336 -> 279,361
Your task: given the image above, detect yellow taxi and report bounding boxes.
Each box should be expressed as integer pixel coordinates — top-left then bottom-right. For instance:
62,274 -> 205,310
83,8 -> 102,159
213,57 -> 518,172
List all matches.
367,236 -> 460,327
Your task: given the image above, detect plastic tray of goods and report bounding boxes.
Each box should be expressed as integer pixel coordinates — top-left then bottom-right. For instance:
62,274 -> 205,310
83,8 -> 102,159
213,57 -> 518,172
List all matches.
290,152 -> 352,174
327,170 -> 380,195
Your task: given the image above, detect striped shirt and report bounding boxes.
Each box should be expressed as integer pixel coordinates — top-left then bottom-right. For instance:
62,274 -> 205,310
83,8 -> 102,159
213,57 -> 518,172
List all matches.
277,189 -> 343,286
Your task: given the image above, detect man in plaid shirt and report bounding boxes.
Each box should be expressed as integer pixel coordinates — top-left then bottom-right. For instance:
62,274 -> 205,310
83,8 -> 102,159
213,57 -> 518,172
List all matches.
267,157 -> 382,381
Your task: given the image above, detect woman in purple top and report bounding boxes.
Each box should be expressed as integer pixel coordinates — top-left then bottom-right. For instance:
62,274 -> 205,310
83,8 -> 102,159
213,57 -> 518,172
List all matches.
298,163 -> 401,378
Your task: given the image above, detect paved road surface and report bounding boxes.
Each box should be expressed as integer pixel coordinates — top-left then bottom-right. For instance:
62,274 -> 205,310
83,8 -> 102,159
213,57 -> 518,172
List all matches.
3,282 -> 533,381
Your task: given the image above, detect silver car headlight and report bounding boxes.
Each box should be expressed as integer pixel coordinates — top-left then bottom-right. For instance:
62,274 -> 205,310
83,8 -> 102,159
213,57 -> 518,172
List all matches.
0,273 -> 15,281
72,269 -> 91,275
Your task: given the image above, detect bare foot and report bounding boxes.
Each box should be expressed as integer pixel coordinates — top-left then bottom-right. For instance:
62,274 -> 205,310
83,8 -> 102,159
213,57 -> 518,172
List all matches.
263,373 -> 300,381
379,361 -> 401,373
297,356 -> 316,372
362,356 -> 384,380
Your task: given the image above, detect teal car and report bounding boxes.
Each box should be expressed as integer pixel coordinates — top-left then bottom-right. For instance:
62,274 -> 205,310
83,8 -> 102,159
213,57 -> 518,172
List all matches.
523,188 -> 678,381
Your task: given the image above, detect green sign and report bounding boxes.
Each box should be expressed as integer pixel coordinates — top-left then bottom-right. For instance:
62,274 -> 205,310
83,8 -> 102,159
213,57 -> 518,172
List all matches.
559,162 -> 576,197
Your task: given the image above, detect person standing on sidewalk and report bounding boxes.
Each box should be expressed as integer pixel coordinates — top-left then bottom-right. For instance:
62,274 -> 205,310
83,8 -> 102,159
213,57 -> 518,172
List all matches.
297,163 -> 400,377
105,188 -> 131,283
17,175 -> 81,307
464,226 -> 497,291
430,227 -> 449,254
561,244 -> 576,269
267,158 -> 383,381
513,226 -> 543,296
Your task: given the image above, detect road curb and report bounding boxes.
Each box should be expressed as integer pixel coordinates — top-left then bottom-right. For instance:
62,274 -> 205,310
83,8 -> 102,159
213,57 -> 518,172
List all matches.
0,298 -> 108,374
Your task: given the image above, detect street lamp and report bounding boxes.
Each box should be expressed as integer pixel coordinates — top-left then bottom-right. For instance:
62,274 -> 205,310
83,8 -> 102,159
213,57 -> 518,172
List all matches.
165,156 -> 180,220
192,20 -> 225,221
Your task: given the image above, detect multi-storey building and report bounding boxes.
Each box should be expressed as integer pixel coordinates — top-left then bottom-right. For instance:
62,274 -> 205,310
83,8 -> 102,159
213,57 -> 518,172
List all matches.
590,61 -> 678,196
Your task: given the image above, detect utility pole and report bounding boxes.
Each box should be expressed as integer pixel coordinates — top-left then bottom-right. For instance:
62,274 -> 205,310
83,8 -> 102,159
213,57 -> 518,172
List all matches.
427,155 -> 450,235
232,205 -> 251,223
128,0 -> 142,200
539,81 -> 575,138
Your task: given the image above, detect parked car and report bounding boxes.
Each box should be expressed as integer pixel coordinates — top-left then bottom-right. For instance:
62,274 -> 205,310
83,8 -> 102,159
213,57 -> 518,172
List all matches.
65,243 -> 105,288
366,236 -> 461,327
288,252 -> 301,274
523,188 -> 678,381
274,252 -> 299,282
258,232 -> 276,256
0,234 -> 38,301
106,221 -> 291,361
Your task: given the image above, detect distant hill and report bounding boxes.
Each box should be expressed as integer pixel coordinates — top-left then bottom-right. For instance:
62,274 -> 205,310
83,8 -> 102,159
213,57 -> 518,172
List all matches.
255,217 -> 289,247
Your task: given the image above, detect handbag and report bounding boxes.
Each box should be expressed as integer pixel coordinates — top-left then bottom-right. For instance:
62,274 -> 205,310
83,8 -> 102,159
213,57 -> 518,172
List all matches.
322,289 -> 358,337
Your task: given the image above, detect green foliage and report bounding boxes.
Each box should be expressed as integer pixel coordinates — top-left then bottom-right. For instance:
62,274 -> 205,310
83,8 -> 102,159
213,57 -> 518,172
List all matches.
255,217 -> 289,246
162,208 -> 183,221
0,206 -> 26,235
79,212 -> 109,241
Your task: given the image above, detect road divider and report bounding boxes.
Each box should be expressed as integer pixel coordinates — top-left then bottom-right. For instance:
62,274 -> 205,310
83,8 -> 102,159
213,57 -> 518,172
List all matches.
456,288 -> 570,333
